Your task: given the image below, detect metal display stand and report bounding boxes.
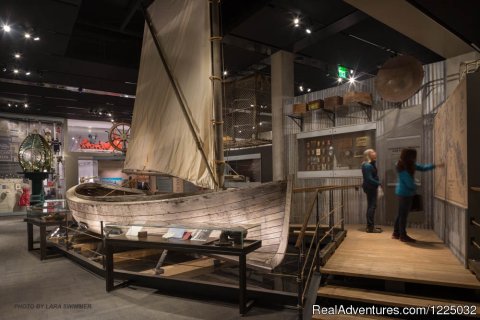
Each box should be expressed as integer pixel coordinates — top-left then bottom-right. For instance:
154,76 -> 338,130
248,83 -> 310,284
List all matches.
104,234 -> 261,315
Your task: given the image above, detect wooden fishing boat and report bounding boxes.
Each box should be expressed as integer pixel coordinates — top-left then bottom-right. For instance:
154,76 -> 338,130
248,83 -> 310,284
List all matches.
66,179 -> 292,271
66,0 -> 291,271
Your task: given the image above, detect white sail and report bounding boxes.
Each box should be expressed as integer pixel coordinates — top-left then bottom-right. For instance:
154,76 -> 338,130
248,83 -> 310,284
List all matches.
124,0 -> 215,189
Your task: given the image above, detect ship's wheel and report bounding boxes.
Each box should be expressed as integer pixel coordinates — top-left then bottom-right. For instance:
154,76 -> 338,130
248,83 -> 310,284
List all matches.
108,122 -> 131,153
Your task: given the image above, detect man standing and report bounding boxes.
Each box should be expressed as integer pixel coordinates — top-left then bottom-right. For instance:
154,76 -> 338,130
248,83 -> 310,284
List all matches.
361,149 -> 382,233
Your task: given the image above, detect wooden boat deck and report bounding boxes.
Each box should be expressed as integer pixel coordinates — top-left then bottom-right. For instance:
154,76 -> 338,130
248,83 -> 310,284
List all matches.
321,224 -> 480,289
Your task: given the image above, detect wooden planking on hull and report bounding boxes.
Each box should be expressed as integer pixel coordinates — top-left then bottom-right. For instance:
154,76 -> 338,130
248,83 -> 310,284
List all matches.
66,179 -> 293,271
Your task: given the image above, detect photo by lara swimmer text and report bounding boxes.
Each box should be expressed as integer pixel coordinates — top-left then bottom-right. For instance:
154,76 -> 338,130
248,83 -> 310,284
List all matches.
14,303 -> 93,310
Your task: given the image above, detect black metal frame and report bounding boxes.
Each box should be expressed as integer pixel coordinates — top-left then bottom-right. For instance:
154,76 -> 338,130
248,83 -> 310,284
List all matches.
24,217 -> 66,260
104,234 -> 261,315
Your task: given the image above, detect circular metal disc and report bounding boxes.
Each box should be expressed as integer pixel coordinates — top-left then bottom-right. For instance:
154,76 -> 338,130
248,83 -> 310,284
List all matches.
375,55 -> 424,102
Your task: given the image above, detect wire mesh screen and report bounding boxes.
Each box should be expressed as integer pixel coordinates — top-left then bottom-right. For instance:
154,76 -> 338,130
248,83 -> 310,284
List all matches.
223,73 -> 272,148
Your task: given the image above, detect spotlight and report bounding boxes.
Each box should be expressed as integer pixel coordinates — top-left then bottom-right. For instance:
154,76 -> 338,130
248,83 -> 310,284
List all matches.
238,130 -> 242,133
223,70 -> 228,76
13,69 -> 19,74
337,78 -> 342,83
110,119 -> 114,122
33,37 -> 40,41
259,122 -> 263,126
14,104 -> 18,107
348,76 -> 356,84
307,88 -> 311,92
7,103 -> 11,107
299,85 -> 304,92
98,111 -> 103,115
24,103 -> 28,108
293,18 -> 299,24
2,24 -> 11,32
252,126 -> 255,129
306,28 -> 311,34
107,112 -> 112,117
25,33 -> 31,39
25,71 -> 31,76
14,53 -> 21,59
350,69 -> 354,74
250,104 -> 254,107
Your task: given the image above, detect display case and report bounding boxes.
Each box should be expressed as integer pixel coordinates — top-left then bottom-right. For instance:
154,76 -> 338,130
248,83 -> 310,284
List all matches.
27,199 -> 69,220
297,123 -> 376,178
104,222 -> 260,248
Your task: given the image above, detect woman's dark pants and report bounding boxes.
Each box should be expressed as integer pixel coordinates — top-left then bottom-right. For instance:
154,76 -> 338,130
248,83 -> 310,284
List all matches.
364,187 -> 377,228
394,196 -> 413,236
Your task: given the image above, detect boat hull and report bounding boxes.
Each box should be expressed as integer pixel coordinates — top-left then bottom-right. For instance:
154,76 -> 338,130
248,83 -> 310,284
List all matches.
66,179 -> 292,271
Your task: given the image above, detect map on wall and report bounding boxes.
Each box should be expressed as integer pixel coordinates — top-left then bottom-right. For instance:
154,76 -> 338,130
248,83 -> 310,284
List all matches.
434,78 -> 468,208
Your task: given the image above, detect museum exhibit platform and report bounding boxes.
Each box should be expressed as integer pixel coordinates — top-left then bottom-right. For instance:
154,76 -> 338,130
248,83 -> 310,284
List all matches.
317,225 -> 480,317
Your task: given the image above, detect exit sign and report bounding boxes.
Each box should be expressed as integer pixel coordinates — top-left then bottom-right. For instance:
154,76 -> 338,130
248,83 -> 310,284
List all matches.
338,65 -> 349,79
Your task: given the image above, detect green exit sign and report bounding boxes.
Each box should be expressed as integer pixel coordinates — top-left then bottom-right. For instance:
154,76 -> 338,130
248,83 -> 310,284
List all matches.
338,65 -> 349,79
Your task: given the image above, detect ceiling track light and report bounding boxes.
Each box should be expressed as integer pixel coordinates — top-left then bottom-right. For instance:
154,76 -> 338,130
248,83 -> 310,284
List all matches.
337,78 -> 343,83
24,33 -> 31,39
306,28 -> 311,34
2,24 -> 11,32
13,69 -> 19,74
14,53 -> 21,59
33,37 -> 40,41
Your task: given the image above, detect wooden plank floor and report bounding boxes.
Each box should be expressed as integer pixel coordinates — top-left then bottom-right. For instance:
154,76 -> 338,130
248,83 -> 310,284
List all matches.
321,225 -> 480,289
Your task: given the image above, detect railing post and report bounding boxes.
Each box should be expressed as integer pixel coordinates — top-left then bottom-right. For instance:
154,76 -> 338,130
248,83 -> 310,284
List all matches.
315,191 -> 321,272
341,189 -> 345,231
297,241 -> 304,320
329,190 -> 334,242
101,220 -> 105,269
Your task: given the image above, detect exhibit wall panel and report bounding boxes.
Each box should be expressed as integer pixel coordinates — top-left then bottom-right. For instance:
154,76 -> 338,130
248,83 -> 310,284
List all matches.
285,61 -> 447,228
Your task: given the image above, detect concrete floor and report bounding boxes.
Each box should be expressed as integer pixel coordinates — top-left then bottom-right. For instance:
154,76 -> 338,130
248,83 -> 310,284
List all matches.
0,217 -> 297,320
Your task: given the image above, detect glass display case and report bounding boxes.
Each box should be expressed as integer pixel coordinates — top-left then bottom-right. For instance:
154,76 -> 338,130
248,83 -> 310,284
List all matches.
27,199 -> 69,220
297,123 -> 376,177
104,221 -> 260,248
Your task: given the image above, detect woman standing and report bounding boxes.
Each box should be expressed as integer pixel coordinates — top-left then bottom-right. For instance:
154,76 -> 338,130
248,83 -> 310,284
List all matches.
361,149 -> 382,233
393,149 -> 442,242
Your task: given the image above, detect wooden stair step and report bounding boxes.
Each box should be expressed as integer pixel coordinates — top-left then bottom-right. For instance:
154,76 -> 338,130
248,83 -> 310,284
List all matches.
317,285 -> 479,315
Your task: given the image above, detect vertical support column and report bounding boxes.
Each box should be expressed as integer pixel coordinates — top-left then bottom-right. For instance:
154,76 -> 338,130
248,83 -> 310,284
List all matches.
149,176 -> 157,193
172,177 -> 184,193
271,51 -> 294,181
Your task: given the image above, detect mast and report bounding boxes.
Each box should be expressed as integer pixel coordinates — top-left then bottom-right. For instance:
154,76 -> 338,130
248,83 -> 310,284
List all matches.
210,0 -> 225,189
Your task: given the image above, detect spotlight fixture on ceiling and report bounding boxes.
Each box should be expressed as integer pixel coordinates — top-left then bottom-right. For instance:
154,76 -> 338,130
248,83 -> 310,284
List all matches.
259,122 -> 263,126
348,76 -> 356,84
337,78 -> 343,83
24,103 -> 28,108
14,53 -> 21,59
25,71 -> 31,76
7,103 -> 11,107
13,69 -> 19,74
293,18 -> 300,27
107,112 -> 112,117
307,88 -> 311,92
24,33 -> 31,39
223,70 -> 228,76
110,119 -> 114,122
299,85 -> 304,92
2,24 -> 11,32
306,28 -> 311,34
33,37 -> 40,41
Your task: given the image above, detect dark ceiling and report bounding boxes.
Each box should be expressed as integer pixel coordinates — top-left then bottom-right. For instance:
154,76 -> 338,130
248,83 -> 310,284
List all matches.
0,0 -> 476,121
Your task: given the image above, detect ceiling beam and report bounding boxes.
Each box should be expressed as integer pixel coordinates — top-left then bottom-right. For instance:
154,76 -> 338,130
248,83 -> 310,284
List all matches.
293,10 -> 368,53
76,20 -> 142,39
224,34 -> 328,72
120,0 -> 143,31
344,0 -> 473,58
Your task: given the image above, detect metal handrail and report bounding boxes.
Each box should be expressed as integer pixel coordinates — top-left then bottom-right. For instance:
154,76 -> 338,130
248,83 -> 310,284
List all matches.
472,218 -> 480,229
300,206 -> 342,277
302,219 -> 344,300
294,184 -> 360,248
